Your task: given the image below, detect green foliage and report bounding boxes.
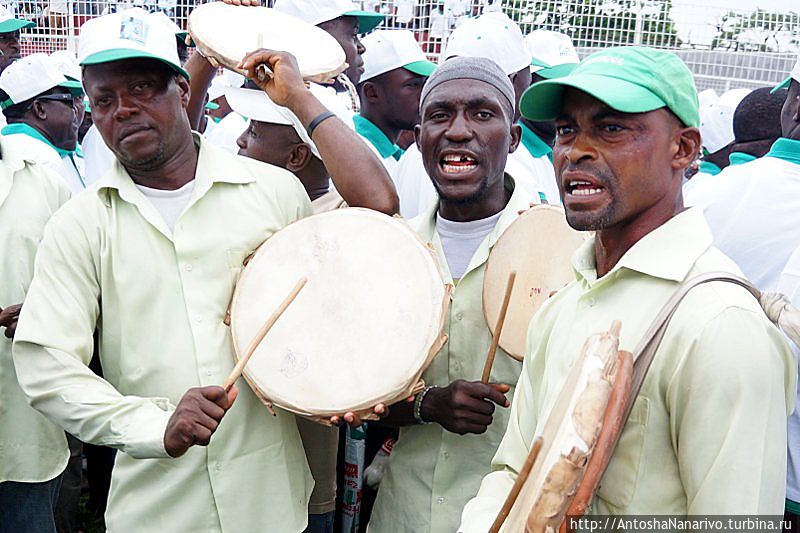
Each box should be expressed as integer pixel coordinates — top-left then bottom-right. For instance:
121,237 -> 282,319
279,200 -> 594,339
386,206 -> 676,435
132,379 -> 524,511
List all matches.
710,8 -> 800,51
511,0 -> 680,48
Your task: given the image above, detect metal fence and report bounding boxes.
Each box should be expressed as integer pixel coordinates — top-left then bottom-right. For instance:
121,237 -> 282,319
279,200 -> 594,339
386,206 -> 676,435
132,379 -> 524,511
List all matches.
11,0 -> 800,92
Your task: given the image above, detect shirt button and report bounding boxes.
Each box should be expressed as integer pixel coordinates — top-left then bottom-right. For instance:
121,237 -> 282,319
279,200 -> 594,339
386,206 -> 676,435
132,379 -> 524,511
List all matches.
437,497 -> 445,504
185,264 -> 193,272
587,297 -> 596,307
196,316 -> 203,323
443,452 -> 450,459
455,312 -> 464,320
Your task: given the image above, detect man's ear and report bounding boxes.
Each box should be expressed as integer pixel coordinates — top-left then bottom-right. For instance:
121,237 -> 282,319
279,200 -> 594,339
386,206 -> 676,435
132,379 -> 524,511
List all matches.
674,126 -> 702,171
361,81 -> 380,104
31,100 -> 47,120
414,123 -> 422,151
508,123 -> 522,154
176,76 -> 191,108
286,143 -> 313,173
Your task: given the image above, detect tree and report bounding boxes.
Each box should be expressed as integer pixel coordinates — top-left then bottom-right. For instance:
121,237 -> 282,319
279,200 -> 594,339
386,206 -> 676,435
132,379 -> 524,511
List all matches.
710,9 -> 800,52
511,0 -> 681,48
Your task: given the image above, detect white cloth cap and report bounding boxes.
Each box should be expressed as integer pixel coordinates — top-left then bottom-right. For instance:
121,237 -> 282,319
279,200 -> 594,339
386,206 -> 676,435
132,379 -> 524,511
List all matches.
149,10 -> 186,37
273,0 -> 383,31
77,8 -> 187,78
792,54 -> 800,84
225,86 -> 321,159
360,30 -> 435,82
0,53 -> 81,106
445,12 -> 530,76
524,29 -> 579,73
50,50 -> 82,81
700,88 -> 750,153
697,88 -> 718,110
207,70 -> 244,103
0,4 -> 35,33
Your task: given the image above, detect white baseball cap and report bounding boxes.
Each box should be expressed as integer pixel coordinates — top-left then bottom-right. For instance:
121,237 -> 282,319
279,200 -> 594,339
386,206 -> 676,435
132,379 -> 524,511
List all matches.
77,8 -> 189,79
274,0 -> 384,32
697,88 -> 718,110
0,5 -> 34,33
149,10 -> 188,41
699,88 -> 750,153
0,53 -> 83,109
208,70 -> 245,103
360,30 -> 436,83
444,12 -> 530,76
524,29 -> 579,79
225,86 -> 321,159
775,53 -> 800,92
50,50 -> 82,81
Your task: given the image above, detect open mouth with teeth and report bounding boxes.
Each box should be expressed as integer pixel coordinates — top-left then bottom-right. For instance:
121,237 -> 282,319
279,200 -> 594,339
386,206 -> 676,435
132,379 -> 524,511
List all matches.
567,180 -> 606,196
440,154 -> 478,174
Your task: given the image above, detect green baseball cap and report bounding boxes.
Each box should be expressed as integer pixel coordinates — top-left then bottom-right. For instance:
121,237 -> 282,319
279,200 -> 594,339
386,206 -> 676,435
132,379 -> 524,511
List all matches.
520,46 -> 700,128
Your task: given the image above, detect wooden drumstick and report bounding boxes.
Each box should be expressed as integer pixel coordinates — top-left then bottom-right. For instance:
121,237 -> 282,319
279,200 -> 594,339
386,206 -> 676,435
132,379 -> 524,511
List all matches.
223,277 -> 307,392
488,436 -> 543,533
481,271 -> 517,384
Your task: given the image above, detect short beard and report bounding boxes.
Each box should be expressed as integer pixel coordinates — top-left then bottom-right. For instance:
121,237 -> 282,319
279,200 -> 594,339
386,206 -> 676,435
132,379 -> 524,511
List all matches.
434,173 -> 491,206
116,143 -> 168,172
566,197 -> 618,231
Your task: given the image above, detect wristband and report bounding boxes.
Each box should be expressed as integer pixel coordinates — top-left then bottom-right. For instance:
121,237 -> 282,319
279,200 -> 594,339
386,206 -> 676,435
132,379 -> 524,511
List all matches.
306,111 -> 336,138
413,386 -> 436,424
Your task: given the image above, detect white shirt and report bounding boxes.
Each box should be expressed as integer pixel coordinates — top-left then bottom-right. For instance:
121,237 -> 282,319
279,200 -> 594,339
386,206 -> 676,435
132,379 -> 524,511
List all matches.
395,0 -> 414,22
436,210 -> 502,280
776,247 -> 800,504
391,144 -> 547,219
1,132 -> 88,195
82,124 -> 117,185
135,180 -> 196,233
507,143 -> 560,206
687,149 -> 800,291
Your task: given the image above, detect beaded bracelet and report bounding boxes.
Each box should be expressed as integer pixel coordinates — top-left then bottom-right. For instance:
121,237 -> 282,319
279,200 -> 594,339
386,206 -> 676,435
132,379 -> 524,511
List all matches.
413,385 -> 436,424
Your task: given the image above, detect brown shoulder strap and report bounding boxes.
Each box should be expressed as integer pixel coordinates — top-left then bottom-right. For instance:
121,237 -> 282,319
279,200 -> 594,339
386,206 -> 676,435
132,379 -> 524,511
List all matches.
622,272 -> 761,426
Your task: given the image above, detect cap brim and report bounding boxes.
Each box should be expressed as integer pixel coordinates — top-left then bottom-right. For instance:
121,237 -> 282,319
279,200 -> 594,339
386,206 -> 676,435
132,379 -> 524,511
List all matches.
344,10 -> 385,32
535,62 -> 578,79
80,49 -> 189,80
772,76 -> 791,93
225,87 -> 292,126
58,79 -> 84,97
403,60 -> 436,77
520,73 -> 666,121
0,18 -> 35,33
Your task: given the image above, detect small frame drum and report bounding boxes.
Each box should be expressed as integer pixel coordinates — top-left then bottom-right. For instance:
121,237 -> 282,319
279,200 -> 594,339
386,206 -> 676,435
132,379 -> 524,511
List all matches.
483,205 -> 588,361
228,209 -> 450,424
188,2 -> 347,82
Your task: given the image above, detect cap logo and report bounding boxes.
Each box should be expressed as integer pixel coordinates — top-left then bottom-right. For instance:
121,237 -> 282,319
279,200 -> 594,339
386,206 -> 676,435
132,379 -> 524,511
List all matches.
120,15 -> 148,46
584,55 -> 624,67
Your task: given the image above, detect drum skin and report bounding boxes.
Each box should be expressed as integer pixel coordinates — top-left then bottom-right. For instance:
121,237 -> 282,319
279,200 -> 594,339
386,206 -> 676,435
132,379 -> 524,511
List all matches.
483,205 -> 587,361
229,209 -> 449,424
188,2 -> 347,82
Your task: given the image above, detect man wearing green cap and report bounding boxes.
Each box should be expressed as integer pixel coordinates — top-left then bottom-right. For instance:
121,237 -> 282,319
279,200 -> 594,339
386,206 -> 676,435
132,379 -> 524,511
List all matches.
460,47 -> 795,530
0,5 -> 34,75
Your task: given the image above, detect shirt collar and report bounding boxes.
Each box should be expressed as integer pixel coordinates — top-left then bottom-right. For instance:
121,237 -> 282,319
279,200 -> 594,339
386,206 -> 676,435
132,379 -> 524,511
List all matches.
1,122 -> 82,158
697,160 -> 722,175
353,114 -> 405,161
766,138 -> 800,165
518,122 -> 553,160
572,208 -> 713,286
96,133 -> 256,240
728,151 -> 757,166
415,175 -> 537,282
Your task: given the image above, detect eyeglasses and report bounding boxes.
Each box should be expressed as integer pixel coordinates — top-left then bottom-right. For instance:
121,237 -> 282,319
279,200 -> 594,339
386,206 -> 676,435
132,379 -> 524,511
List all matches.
35,93 -> 78,106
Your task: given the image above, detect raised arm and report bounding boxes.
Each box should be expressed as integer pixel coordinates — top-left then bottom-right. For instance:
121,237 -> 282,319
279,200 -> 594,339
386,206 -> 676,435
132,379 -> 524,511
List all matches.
184,52 -> 218,131
239,49 -> 400,215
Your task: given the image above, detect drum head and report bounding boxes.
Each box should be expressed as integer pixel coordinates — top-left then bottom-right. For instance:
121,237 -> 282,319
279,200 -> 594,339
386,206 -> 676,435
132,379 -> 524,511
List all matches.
189,3 -> 346,81
483,205 -> 587,361
229,209 -> 448,418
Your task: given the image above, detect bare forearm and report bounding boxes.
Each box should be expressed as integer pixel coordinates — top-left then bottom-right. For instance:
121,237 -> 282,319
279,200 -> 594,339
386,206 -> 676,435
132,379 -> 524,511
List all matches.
185,53 -> 218,130
374,398 -> 418,428
289,91 -> 399,215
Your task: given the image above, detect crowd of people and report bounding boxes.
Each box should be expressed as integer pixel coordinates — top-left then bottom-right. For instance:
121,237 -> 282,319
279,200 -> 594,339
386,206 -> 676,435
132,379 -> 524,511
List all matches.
0,1 -> 799,532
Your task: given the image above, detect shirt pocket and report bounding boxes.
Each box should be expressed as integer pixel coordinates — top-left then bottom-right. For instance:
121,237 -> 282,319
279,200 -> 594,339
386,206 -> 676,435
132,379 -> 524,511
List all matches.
595,395 -> 650,510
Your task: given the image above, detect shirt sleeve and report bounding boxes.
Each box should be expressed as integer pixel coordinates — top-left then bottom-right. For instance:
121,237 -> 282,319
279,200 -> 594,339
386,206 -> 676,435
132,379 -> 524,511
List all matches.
667,305 -> 796,514
12,207 -> 174,460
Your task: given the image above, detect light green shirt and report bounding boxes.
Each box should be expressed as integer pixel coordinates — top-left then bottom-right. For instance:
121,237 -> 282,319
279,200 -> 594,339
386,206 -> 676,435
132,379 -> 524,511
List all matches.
0,137 -> 71,484
368,177 -> 533,533
460,208 -> 796,531
12,134 -> 314,532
